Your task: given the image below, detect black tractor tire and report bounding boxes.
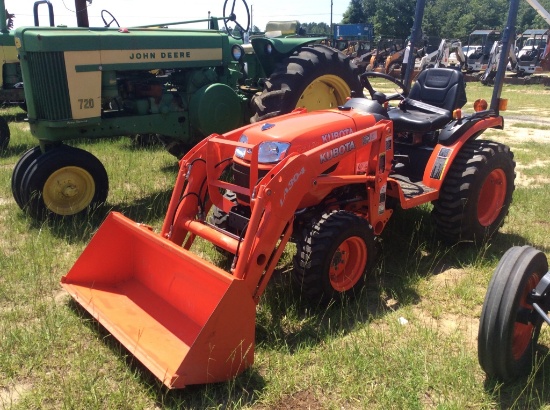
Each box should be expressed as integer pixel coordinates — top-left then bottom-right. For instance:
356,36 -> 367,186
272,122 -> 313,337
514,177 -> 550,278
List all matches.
0,116 -> 10,152
251,44 -> 363,122
208,191 -> 238,256
293,210 -> 376,304
19,145 -> 109,219
478,245 -> 548,381
208,191 -> 238,231
431,140 -> 515,244
12,146 -> 42,208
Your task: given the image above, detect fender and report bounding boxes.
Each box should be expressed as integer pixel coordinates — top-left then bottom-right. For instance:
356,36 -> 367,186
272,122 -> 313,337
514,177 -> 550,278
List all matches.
422,114 -> 504,191
438,112 -> 504,146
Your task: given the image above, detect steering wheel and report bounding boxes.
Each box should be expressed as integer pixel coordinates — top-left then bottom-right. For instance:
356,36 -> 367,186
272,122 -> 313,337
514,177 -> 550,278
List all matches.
223,0 -> 251,40
360,72 -> 409,105
101,10 -> 120,28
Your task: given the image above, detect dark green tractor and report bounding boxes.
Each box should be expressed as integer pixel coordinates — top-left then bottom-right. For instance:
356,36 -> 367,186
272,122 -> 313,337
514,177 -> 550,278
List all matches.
0,3 -> 25,151
12,0 -> 362,218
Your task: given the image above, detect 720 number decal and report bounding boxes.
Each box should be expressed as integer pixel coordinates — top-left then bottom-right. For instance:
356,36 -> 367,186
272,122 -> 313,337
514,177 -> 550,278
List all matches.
78,98 -> 95,109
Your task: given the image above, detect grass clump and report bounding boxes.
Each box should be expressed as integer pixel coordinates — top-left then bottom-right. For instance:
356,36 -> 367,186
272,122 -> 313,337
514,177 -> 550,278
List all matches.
1,83 -> 550,408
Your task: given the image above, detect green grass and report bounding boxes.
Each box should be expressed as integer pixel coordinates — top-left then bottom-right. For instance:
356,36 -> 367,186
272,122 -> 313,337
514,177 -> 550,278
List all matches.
1,83 -> 550,409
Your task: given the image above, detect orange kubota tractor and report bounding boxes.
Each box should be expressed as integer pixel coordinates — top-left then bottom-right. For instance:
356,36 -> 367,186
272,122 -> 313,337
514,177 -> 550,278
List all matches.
59,0 -> 525,390
60,64 -> 515,388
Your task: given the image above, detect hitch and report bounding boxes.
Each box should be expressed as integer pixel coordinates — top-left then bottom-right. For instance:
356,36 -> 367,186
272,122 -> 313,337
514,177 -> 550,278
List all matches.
529,272 -> 550,325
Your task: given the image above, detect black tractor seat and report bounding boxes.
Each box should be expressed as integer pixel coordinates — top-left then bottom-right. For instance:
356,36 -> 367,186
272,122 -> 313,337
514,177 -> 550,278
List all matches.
388,68 -> 467,134
388,99 -> 452,133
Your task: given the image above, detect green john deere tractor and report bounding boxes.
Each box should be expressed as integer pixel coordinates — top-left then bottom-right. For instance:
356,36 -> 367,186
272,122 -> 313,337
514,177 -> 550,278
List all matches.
0,3 -> 25,151
0,0 -> 94,151
12,0 -> 362,219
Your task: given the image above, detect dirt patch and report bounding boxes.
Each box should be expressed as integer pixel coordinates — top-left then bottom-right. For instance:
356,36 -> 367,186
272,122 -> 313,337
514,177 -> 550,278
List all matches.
0,382 -> 32,409
54,289 -> 70,306
492,119 -> 550,143
430,268 -> 464,287
411,307 -> 480,351
515,172 -> 550,188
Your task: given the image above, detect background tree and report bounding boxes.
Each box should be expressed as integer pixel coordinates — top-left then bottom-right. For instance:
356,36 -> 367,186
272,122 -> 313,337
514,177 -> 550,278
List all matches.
339,0 -> 550,42
301,22 -> 331,35
372,0 -> 416,38
342,0 -> 367,24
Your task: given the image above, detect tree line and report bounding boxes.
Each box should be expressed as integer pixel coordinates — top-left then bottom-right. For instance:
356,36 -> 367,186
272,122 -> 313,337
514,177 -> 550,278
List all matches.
302,0 -> 550,42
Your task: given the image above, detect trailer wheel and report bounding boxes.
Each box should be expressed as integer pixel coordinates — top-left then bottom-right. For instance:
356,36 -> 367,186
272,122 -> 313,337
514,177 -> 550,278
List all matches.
251,45 -> 363,122
478,246 -> 548,381
19,145 -> 108,218
293,210 -> 375,304
431,140 -> 515,244
0,117 -> 10,152
11,146 -> 42,208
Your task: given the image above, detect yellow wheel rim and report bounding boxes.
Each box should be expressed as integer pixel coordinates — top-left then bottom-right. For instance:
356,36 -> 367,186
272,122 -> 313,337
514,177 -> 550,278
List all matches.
42,166 -> 96,215
296,74 -> 352,111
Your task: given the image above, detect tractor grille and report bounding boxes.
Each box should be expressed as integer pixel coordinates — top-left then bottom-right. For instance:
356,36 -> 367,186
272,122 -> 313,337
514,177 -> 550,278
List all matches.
232,162 -> 269,203
27,52 -> 72,120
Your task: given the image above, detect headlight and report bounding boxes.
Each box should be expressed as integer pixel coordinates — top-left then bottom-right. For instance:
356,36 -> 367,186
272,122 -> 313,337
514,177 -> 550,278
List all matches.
258,141 -> 290,163
265,43 -> 273,54
234,134 -> 248,159
234,135 -> 290,164
231,45 -> 244,62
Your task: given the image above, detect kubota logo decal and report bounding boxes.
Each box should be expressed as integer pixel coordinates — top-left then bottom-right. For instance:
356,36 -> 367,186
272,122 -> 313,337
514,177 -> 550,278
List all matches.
320,141 -> 356,164
321,128 -> 353,143
280,167 -> 306,207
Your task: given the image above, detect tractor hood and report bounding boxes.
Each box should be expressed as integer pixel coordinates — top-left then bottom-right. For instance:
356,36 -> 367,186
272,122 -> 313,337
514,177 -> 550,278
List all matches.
234,109 -> 381,163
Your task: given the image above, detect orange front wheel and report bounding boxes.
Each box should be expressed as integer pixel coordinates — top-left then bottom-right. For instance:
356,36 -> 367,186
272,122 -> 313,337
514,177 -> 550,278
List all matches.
293,210 -> 376,304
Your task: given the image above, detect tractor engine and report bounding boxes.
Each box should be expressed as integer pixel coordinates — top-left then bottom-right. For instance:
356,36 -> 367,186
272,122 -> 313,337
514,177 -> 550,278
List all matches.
102,70 -> 182,115
224,100 -> 389,234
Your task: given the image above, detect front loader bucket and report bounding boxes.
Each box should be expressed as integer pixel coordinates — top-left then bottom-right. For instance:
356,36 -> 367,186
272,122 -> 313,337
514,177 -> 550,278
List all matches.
61,212 -> 256,389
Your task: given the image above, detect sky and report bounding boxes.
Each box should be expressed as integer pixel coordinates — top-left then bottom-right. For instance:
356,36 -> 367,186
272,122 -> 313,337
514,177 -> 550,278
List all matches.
7,0 -> 349,31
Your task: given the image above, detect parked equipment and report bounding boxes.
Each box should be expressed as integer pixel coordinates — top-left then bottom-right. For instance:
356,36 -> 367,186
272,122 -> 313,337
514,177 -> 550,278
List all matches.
60,0 -> 522,390
480,40 -> 517,84
61,63 -> 516,388
479,246 -> 550,380
416,39 -> 464,71
0,1 -> 24,151
12,0 -> 362,219
0,0 -> 125,151
514,29 -> 549,75
357,37 -> 405,72
466,29 -> 502,72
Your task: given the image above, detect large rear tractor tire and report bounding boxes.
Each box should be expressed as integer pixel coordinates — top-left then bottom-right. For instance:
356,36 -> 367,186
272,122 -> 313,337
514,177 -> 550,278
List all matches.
293,210 -> 376,304
478,246 -> 548,381
431,140 -> 515,244
251,44 -> 363,122
0,117 -> 10,152
18,145 -> 109,219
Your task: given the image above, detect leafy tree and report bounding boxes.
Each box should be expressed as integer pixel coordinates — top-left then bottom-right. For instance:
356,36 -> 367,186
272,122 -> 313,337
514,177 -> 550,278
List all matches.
334,0 -> 550,43
301,22 -> 331,35
372,0 -> 416,39
342,0 -> 367,24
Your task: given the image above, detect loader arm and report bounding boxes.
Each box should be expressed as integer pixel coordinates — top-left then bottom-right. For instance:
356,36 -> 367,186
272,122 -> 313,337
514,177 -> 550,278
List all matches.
161,116 -> 393,300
